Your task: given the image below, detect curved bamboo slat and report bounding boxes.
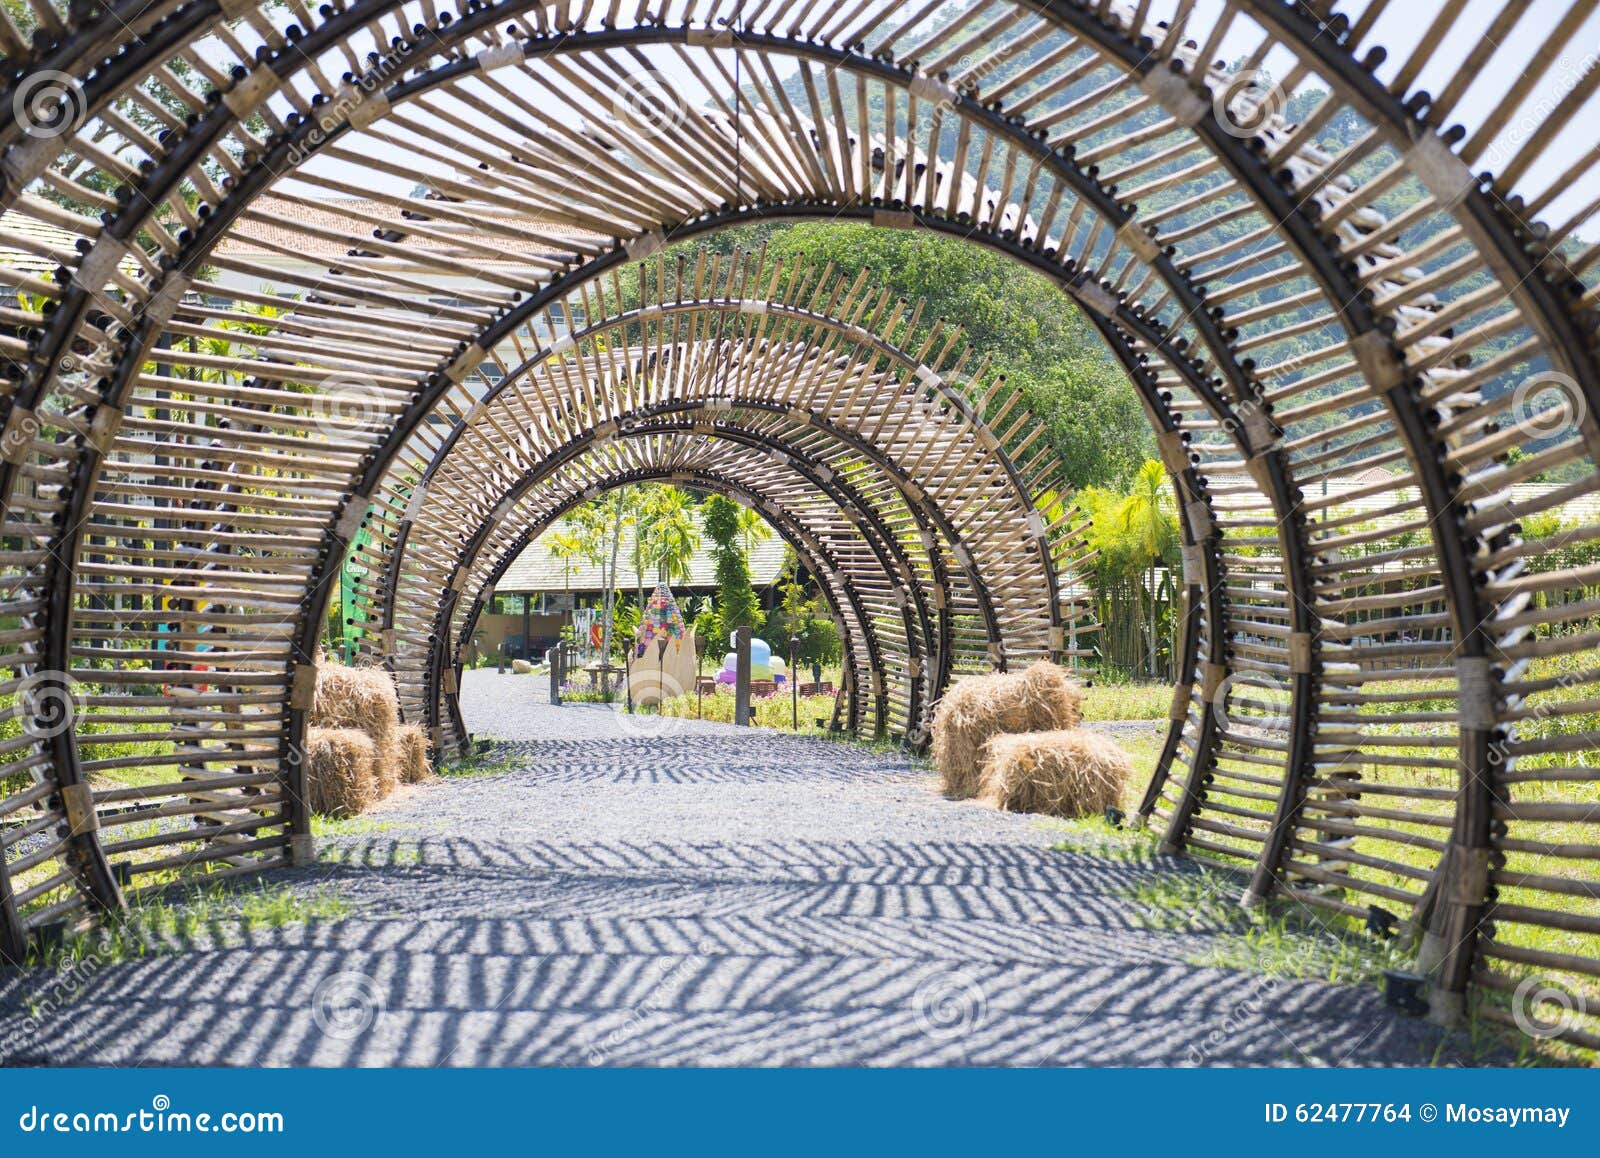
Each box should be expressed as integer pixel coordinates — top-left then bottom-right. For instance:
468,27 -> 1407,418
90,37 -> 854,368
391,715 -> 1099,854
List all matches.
0,0 -> 1596,1049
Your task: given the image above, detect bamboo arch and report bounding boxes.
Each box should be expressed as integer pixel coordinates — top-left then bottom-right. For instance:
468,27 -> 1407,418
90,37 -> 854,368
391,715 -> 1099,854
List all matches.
0,0 -> 1597,1049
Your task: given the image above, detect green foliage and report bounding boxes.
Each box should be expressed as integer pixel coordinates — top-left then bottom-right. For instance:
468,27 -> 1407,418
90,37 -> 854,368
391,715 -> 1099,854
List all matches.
702,493 -> 742,548
713,546 -> 761,635
1080,460 -> 1181,677
693,597 -> 722,653
611,596 -> 640,654
681,222 -> 1151,490
701,495 -> 761,635
764,551 -> 841,668
35,882 -> 349,969
642,486 -> 701,584
654,689 -> 840,732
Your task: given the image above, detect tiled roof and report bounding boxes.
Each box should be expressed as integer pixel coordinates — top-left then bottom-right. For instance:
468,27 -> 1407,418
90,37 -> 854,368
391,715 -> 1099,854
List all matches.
0,215 -> 141,279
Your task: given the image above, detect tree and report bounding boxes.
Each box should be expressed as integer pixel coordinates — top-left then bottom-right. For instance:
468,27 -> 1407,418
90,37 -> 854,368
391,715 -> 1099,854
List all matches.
1118,460 -> 1180,678
766,550 -> 841,671
702,494 -> 762,641
736,505 -> 773,560
689,221 -> 1152,490
569,490 -> 638,664
546,526 -> 583,605
637,484 -> 700,586
1081,460 -> 1181,678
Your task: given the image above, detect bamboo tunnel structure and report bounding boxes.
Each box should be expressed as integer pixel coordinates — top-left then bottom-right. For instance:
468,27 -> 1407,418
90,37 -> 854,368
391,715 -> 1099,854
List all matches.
1,0 -> 1599,1051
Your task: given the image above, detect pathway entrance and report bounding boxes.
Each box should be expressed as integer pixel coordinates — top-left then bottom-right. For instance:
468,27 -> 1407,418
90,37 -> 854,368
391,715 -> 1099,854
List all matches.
0,672 -> 1472,1066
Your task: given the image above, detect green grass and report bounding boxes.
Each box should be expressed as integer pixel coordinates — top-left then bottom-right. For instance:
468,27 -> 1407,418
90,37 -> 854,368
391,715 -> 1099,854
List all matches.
33,880 -> 351,970
312,814 -> 394,837
653,689 -> 841,732
1080,680 -> 1173,721
437,742 -> 520,779
319,839 -> 424,867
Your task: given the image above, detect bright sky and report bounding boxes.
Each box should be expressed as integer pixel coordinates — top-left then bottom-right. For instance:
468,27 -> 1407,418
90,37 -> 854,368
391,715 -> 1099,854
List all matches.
260,0 -> 1600,239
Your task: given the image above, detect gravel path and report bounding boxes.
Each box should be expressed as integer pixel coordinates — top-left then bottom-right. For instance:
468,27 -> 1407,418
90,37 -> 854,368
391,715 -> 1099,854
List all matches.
0,671 -> 1479,1067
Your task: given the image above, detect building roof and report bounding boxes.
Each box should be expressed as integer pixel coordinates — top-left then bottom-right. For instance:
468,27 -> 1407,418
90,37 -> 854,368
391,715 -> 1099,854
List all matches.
498,522 -> 789,593
0,214 -> 143,280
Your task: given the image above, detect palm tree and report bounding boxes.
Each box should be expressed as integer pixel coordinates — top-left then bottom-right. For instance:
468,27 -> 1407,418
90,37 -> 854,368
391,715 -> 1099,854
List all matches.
546,526 -> 583,608
1117,460 -> 1180,678
570,492 -> 635,664
736,504 -> 773,561
648,487 -> 701,584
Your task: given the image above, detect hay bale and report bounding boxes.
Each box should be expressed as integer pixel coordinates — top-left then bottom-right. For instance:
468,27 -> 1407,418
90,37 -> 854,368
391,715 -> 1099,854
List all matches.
312,658 -> 398,751
305,727 -> 378,818
979,729 -> 1131,819
395,723 -> 432,784
930,661 -> 1085,797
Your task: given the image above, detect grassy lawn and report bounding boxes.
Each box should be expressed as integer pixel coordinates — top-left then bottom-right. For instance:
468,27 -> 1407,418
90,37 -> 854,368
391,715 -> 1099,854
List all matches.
1080,680 -> 1174,721
28,880 -> 349,971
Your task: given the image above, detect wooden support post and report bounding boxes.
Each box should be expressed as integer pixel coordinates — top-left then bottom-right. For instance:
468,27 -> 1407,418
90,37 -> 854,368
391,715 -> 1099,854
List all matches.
734,626 -> 752,726
0,868 -> 26,966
